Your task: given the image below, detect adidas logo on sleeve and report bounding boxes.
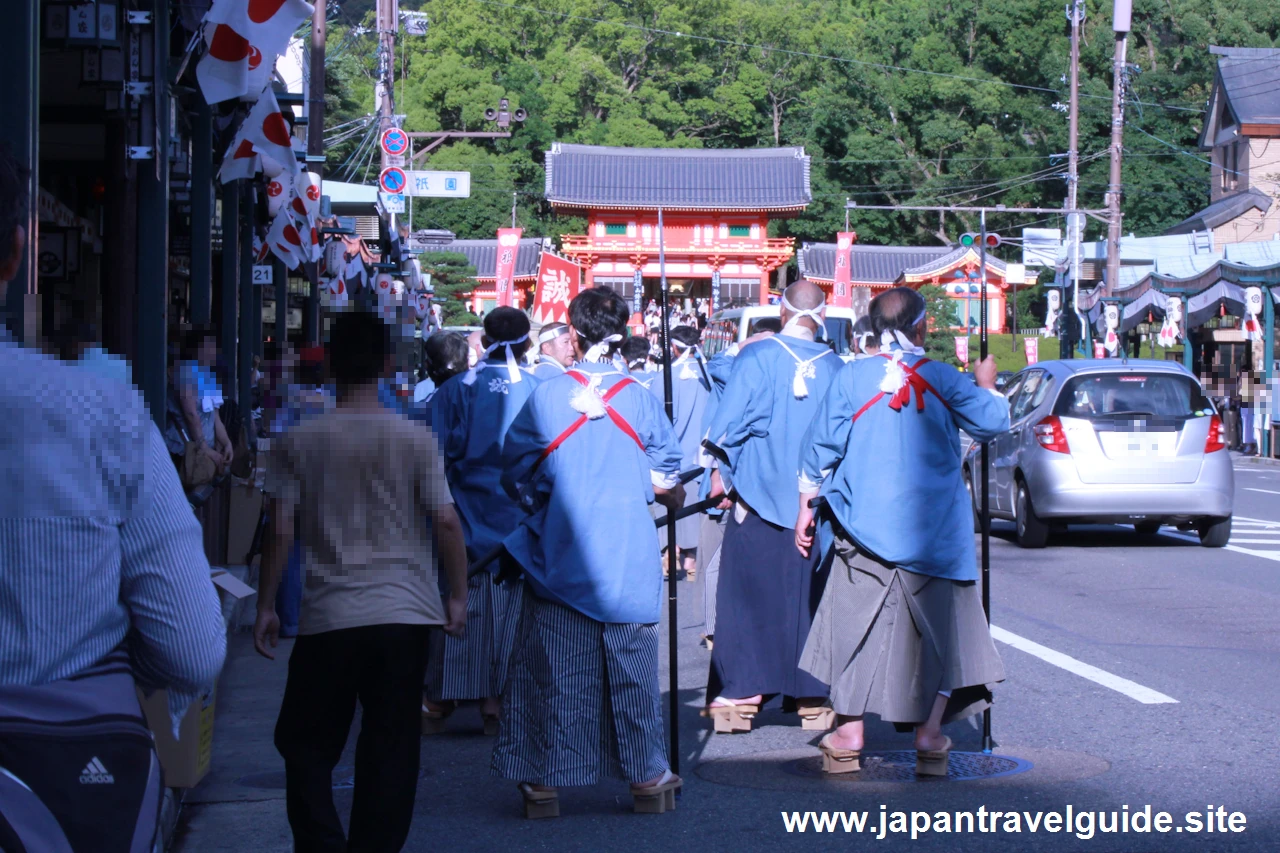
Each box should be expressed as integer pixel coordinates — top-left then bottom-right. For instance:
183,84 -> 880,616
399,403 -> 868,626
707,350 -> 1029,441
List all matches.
79,757 -> 115,785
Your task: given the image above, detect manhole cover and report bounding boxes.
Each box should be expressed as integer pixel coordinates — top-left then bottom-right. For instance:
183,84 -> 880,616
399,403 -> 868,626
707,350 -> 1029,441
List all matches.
784,751 -> 1031,783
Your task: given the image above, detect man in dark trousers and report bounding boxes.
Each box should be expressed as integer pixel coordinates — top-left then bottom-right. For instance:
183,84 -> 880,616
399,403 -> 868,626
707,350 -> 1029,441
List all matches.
255,309 -> 468,853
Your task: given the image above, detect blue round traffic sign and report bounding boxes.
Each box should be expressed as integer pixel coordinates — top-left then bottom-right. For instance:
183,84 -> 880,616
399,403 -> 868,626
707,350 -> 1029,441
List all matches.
379,166 -> 407,194
381,128 -> 409,156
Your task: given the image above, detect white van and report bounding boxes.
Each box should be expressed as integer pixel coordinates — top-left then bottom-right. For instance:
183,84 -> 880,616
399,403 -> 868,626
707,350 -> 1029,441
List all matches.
702,305 -> 860,360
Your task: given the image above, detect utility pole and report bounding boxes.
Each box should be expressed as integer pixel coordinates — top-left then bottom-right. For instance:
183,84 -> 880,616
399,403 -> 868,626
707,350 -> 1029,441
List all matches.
1065,0 -> 1084,359
1103,0 -> 1132,299
377,0 -> 397,180
305,0 -> 326,345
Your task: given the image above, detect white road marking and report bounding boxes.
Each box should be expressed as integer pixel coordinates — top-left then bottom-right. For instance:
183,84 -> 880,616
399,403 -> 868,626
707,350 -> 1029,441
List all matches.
1159,529 -> 1280,562
990,625 -> 1178,704
1244,488 -> 1280,496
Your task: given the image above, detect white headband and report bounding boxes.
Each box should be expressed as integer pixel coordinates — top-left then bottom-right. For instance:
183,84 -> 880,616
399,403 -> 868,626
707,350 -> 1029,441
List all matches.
462,333 -> 528,385
782,291 -> 826,334
879,308 -> 928,355
582,333 -> 623,363
538,326 -> 568,344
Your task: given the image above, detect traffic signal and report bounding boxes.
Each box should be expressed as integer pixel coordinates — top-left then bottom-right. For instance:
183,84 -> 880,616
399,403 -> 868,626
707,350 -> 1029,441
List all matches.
960,233 -> 1002,249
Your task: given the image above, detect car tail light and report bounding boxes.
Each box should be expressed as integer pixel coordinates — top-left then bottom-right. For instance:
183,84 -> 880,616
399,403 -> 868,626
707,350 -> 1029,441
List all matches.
1033,416 -> 1070,454
1204,414 -> 1225,453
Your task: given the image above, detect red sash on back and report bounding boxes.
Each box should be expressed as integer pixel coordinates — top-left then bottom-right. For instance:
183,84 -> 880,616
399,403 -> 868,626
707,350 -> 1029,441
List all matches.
530,372 -> 644,475
852,355 -> 951,423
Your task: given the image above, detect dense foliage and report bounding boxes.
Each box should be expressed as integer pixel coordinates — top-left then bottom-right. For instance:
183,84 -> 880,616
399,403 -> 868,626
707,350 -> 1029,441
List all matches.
417,251 -> 480,325
323,0 -> 1280,257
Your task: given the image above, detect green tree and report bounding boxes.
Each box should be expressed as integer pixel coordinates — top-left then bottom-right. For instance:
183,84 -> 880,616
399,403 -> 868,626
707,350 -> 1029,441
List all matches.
419,251 -> 479,326
920,284 -> 963,367
317,0 -> 1280,250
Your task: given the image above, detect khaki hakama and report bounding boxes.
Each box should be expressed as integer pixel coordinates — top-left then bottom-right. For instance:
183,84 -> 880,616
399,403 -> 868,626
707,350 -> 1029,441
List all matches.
799,536 -> 1004,725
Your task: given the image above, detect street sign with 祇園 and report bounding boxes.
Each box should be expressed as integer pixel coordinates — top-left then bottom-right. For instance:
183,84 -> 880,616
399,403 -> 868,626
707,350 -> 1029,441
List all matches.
379,166 -> 407,195
406,171 -> 471,198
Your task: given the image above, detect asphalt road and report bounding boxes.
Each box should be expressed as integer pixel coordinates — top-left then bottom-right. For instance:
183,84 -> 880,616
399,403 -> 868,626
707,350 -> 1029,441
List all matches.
176,455 -> 1280,852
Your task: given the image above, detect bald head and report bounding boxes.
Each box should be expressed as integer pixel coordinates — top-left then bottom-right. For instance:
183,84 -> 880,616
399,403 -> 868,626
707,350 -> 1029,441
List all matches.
780,279 -> 826,334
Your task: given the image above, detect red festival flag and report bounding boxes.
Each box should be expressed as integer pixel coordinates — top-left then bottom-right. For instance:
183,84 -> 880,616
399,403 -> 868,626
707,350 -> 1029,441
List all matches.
954,336 -> 970,366
532,251 -> 581,325
830,231 -> 856,308
494,227 -> 523,308
1024,336 -> 1039,365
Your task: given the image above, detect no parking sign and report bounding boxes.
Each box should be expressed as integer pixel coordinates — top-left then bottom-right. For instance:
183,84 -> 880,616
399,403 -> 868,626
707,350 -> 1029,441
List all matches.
379,167 -> 407,195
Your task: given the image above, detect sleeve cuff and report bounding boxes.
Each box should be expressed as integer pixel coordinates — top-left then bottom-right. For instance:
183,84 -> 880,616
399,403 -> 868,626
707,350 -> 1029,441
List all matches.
798,472 -> 823,494
651,470 -> 680,490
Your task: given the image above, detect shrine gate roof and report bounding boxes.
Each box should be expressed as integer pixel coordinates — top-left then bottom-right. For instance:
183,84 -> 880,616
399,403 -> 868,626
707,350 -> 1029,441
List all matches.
436,237 -> 544,280
799,242 -> 953,283
545,143 -> 811,212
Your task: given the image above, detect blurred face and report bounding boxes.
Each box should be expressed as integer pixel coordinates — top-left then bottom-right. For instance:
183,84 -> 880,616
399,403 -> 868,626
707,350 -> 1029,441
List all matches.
541,331 -> 573,366
196,336 -> 218,367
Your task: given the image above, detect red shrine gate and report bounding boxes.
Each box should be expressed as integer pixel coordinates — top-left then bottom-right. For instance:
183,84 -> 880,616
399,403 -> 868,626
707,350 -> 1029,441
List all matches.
546,143 -> 812,311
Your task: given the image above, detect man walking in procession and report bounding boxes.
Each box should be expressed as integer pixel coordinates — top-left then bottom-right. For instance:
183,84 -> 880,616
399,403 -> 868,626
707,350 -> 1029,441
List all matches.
703,280 -> 841,733
795,287 -> 1007,777
650,325 -> 711,580
491,287 -> 685,818
424,307 -> 540,734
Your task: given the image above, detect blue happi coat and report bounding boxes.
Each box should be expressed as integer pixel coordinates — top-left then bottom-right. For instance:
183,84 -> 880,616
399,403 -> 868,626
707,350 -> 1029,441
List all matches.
433,359 -> 543,564
528,355 -> 568,381
501,361 -> 683,623
648,352 -> 711,484
706,333 -> 841,528
799,348 -> 1009,580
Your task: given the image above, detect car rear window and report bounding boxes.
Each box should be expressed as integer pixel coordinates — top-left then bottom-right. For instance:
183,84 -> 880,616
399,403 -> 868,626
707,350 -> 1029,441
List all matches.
1054,373 -> 1214,419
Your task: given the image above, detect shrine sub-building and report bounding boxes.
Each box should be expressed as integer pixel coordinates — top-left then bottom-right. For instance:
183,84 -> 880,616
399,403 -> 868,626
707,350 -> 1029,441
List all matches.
546,143 -> 810,310
798,242 -> 1016,333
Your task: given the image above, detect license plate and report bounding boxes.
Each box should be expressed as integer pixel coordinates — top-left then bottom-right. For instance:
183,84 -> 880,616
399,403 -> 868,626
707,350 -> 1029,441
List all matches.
1099,432 -> 1175,458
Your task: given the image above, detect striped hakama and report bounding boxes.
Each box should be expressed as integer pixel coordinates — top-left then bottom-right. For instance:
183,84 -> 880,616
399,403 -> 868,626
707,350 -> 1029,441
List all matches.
800,535 -> 1005,725
707,509 -> 829,700
426,570 -> 524,701
490,590 -> 669,787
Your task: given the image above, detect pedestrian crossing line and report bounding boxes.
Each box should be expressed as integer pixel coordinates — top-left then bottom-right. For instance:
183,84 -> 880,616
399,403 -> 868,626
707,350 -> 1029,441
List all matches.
989,625 -> 1178,705
1159,527 -> 1280,562
1244,488 -> 1280,496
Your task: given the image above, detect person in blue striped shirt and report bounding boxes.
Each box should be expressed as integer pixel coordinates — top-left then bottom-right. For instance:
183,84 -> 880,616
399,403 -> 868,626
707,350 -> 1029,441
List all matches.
0,144 -> 227,846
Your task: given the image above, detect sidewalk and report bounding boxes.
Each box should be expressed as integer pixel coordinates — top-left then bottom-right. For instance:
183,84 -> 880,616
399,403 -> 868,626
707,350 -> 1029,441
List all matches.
174,580 -> 737,852
170,578 -> 1126,853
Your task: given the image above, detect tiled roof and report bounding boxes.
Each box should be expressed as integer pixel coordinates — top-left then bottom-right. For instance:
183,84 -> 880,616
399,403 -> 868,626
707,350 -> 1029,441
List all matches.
902,246 -> 1007,276
799,243 -> 953,283
1164,188 -> 1273,235
435,238 -> 544,279
545,143 -> 811,211
1210,46 -> 1280,124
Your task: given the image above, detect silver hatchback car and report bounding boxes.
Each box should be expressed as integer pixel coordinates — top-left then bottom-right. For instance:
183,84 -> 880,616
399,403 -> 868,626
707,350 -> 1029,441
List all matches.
962,359 -> 1233,548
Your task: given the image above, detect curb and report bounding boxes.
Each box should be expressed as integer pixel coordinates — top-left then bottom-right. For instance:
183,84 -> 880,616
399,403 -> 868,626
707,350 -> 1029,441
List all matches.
1231,453 -> 1280,468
